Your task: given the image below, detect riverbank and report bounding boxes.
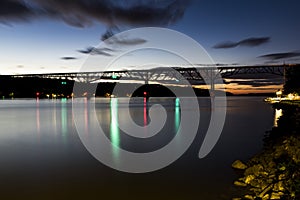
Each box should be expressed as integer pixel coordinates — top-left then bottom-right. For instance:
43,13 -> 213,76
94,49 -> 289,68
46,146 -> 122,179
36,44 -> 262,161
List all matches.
232,102 -> 300,200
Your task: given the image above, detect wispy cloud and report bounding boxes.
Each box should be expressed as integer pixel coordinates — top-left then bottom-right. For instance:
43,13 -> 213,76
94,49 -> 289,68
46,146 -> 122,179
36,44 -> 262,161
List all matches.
263,60 -> 281,64
108,37 -> 147,45
213,37 -> 270,49
100,26 -> 147,47
258,51 -> 300,60
78,47 -> 115,56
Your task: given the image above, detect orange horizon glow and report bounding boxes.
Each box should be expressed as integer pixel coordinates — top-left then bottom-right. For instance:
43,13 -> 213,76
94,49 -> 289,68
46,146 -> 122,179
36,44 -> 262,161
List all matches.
225,84 -> 283,94
193,83 -> 283,95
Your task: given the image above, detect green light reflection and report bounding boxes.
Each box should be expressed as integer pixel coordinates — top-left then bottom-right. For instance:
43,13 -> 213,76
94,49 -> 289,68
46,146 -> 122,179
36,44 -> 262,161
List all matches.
175,98 -> 180,132
61,99 -> 68,144
110,98 -> 120,163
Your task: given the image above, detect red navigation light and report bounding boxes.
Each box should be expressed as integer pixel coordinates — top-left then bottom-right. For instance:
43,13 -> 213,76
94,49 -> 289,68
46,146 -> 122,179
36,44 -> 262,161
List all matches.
36,92 -> 40,96
143,91 -> 147,96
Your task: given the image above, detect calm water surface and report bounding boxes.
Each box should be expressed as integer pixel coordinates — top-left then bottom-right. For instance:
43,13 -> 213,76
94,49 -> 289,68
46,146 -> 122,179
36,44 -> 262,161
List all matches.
0,97 -> 274,199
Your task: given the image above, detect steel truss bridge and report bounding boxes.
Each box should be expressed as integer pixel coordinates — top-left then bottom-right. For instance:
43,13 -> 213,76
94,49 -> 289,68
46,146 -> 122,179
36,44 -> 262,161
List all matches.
12,64 -> 298,89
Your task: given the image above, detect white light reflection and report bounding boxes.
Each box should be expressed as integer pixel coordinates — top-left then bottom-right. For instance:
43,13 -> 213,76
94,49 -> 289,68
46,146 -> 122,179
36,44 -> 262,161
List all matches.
274,109 -> 283,127
36,99 -> 40,139
61,98 -> 68,143
84,98 -> 89,136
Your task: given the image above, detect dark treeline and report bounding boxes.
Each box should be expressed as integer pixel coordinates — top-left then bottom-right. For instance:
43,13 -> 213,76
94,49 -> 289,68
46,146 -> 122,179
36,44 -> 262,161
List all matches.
0,76 -> 74,98
284,66 -> 300,94
0,76 -> 229,98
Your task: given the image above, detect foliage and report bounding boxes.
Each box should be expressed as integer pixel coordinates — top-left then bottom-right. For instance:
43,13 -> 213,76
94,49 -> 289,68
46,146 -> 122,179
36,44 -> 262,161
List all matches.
284,67 -> 300,94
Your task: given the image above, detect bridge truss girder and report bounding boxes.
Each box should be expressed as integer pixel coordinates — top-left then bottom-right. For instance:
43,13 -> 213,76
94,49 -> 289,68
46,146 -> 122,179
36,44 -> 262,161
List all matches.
11,64 -> 297,85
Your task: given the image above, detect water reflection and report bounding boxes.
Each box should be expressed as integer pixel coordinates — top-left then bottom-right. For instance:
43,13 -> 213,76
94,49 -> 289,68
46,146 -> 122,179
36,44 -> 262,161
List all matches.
0,97 -> 276,199
36,100 -> 40,137
61,99 -> 68,143
175,98 -> 180,132
110,98 -> 120,164
274,109 -> 283,127
84,98 -> 89,136
143,98 -> 148,126
143,97 -> 149,136
53,101 -> 57,136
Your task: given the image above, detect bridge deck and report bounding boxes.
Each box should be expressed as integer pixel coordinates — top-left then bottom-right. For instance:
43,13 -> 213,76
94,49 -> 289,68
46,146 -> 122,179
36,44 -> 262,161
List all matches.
10,64 -> 299,84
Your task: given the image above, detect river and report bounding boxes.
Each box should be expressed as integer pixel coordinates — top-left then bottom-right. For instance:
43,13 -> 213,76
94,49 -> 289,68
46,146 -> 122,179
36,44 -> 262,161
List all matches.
0,97 -> 274,199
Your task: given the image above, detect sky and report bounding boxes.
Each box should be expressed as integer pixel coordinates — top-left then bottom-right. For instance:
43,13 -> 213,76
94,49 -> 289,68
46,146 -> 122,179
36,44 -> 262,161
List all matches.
0,0 -> 299,93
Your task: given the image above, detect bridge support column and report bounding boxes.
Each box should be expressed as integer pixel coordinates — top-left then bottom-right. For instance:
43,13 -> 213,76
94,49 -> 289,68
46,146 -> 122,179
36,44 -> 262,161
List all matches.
283,64 -> 286,87
210,81 -> 215,91
210,69 -> 215,96
210,70 -> 216,111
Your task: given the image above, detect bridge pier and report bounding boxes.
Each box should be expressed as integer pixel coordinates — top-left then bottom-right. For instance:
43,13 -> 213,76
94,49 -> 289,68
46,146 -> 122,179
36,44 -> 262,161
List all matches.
210,69 -> 215,97
144,78 -> 149,102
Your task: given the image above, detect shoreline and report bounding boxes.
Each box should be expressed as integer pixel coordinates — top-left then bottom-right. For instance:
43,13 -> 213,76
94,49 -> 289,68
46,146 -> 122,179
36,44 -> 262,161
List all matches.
231,101 -> 300,200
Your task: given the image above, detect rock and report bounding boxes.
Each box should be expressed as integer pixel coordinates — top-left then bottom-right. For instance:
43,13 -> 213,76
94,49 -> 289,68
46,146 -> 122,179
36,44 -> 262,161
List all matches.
258,184 -> 273,198
245,174 -> 255,184
249,178 -> 269,189
232,135 -> 300,200
273,181 -> 284,191
245,164 -> 264,176
278,173 -> 286,180
234,181 -> 247,187
262,194 -> 269,200
279,166 -> 286,171
244,194 -> 254,200
250,187 -> 261,193
270,192 -> 282,199
232,160 -> 248,170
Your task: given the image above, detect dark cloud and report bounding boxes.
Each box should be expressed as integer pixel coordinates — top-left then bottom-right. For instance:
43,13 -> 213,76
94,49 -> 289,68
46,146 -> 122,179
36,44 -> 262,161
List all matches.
227,79 -> 283,87
78,47 -> 114,56
259,51 -> 300,60
213,37 -> 270,49
213,41 -> 238,49
101,27 -> 118,41
61,56 -> 77,60
238,37 -> 270,47
0,0 -> 190,28
0,0 -> 33,23
224,73 -> 284,80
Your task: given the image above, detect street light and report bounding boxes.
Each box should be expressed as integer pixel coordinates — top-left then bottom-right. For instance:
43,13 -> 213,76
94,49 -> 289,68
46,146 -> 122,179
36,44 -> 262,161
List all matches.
276,90 -> 282,98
